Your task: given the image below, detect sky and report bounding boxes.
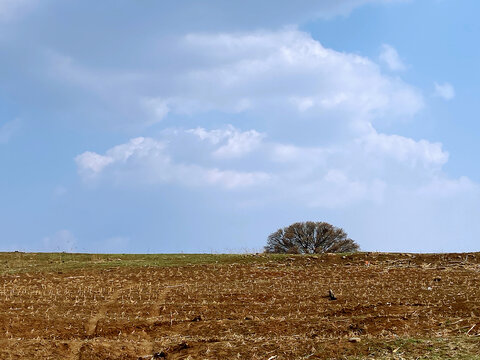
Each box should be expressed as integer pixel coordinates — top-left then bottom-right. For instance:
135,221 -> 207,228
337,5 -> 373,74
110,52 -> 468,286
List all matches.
1,0 -> 479,253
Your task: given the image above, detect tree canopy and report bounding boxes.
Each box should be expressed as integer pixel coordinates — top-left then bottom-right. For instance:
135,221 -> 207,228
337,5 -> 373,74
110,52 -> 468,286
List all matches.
264,221 -> 359,254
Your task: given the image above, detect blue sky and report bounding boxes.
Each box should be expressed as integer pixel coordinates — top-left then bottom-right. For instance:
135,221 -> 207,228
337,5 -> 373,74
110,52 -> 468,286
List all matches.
1,0 -> 479,253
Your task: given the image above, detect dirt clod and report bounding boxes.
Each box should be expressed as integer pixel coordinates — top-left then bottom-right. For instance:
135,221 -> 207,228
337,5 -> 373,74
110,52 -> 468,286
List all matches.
191,315 -> 202,322
152,351 -> 167,358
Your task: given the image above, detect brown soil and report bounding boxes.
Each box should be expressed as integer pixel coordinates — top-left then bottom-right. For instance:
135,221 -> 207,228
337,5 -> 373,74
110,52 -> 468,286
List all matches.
1,252 -> 480,359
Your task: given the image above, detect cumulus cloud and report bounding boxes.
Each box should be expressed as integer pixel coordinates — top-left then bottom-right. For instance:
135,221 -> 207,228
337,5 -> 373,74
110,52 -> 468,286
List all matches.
433,82 -> 455,100
76,135 -> 270,189
75,137 -> 166,179
266,130 -> 450,207
379,44 -> 406,71
70,26 -> 470,214
61,19 -> 476,251
188,126 -> 265,158
75,151 -> 115,178
75,123 -> 461,210
176,30 -> 422,124
359,130 -> 448,168
42,230 -> 77,252
49,29 -> 423,131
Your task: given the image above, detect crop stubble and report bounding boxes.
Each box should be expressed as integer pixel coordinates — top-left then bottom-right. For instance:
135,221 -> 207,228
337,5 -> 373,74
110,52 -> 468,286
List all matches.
0,253 -> 480,359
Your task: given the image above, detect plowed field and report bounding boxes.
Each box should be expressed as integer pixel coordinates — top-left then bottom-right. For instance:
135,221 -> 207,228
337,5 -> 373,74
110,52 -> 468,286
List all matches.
1,252 -> 480,359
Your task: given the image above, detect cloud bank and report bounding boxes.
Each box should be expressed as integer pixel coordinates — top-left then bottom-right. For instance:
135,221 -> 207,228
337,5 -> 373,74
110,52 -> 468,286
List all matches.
73,29 -> 464,207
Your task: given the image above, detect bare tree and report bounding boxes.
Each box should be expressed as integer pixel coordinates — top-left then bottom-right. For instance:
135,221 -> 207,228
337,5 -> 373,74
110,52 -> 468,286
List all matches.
265,221 -> 359,254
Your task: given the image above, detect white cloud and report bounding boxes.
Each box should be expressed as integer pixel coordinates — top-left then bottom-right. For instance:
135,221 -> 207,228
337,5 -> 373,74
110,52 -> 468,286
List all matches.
76,135 -> 270,189
204,168 -> 269,188
75,124 -> 459,209
76,137 -> 170,180
75,151 -> 115,178
290,96 -> 315,111
187,127 -> 231,144
141,97 -> 170,124
270,143 -> 329,164
42,230 -> 77,252
188,126 -> 265,158
294,170 -> 386,208
379,44 -> 406,71
264,130 -> 450,207
176,30 -> 423,124
214,131 -> 263,158
433,82 -> 455,100
0,119 -> 21,144
50,29 -> 423,130
66,24 -> 474,241
359,129 -> 448,168
417,176 -> 479,198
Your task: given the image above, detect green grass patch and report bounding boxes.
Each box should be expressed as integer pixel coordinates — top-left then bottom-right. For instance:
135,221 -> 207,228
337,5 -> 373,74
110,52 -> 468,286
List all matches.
0,252 -> 290,274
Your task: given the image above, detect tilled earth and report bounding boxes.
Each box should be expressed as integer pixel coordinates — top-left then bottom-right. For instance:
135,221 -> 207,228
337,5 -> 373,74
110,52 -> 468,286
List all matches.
1,252 -> 480,359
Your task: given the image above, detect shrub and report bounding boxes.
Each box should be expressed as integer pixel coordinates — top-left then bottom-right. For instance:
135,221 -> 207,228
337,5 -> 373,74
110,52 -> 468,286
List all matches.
264,221 -> 359,254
